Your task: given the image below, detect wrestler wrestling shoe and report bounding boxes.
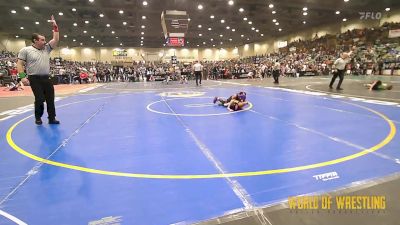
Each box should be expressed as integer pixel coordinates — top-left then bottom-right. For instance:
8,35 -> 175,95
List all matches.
213,97 -> 218,104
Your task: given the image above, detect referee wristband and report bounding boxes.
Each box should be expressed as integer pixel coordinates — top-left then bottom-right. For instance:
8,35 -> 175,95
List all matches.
18,72 -> 27,79
53,25 -> 59,32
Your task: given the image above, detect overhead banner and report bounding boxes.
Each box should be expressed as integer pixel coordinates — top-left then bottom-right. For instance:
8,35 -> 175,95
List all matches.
112,49 -> 128,56
388,29 -> 400,38
277,41 -> 288,48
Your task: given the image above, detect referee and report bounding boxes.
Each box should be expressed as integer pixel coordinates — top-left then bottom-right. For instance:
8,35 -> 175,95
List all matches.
329,47 -> 355,90
193,60 -> 203,86
16,15 -> 60,125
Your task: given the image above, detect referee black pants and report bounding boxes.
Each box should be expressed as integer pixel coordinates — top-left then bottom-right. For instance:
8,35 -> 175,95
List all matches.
195,71 -> 202,86
329,69 -> 345,89
28,75 -> 56,120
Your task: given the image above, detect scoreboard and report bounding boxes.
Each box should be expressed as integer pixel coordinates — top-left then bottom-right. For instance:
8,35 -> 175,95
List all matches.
166,37 -> 185,47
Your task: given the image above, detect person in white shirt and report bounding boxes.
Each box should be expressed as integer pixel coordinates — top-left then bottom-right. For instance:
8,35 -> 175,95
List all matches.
272,60 -> 281,84
329,47 -> 355,90
193,61 -> 203,86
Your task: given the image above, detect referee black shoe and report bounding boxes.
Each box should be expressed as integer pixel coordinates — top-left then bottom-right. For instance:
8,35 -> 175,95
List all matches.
35,118 -> 42,125
48,118 -> 60,124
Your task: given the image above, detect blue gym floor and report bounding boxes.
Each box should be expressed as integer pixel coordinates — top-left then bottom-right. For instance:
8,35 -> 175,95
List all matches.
1,85 -> 400,225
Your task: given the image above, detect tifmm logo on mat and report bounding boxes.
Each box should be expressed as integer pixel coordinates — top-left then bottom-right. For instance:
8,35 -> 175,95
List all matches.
313,171 -> 340,181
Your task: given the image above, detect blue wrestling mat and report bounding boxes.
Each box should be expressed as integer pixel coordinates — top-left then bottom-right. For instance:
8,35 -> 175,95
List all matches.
0,86 -> 399,225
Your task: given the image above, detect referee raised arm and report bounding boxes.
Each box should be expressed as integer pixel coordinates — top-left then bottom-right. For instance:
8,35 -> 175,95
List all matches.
16,15 -> 60,125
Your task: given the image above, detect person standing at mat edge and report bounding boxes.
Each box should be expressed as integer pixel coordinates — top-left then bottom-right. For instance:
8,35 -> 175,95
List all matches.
193,60 -> 203,86
17,15 -> 60,125
329,47 -> 355,91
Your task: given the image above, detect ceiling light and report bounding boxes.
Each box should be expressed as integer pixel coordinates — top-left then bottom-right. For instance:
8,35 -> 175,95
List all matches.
203,42 -> 206,45
11,10 -> 16,14
188,18 -> 191,21
141,44 -> 143,46
210,38 -> 214,41
303,12 -> 308,16
243,17 -> 248,21
111,31 -> 115,34
228,0 -> 234,6
83,30 -> 87,33
210,15 -> 215,19
220,42 -> 223,44
226,26 -> 230,29
208,27 -> 212,31
385,8 -> 390,11
272,19 -> 277,22
261,34 -> 264,36
303,7 -> 308,11
80,43 -> 83,46
344,0 -> 349,2
231,28 -> 235,32
342,18 -> 347,21
239,8 -> 244,12
142,16 -> 146,19
199,33 -> 202,36
248,21 -> 252,24
123,22 -> 127,25
141,37 -> 144,39
198,24 -> 202,28
275,22 -> 279,25
278,28 -> 282,31
119,10 -> 124,14
85,20 -> 89,24
141,32 -> 144,35
97,40 -> 99,42
213,45 -> 215,47
256,29 -> 259,32
106,24 -> 110,27
229,38 -> 232,41
272,11 -> 276,14
120,43 -> 123,46
335,11 -> 340,15
99,14 -> 104,17
198,4 -> 203,10
24,6 -> 30,11
269,4 -> 274,8
220,19 -> 225,23
101,43 -> 104,46
72,8 -> 76,12
143,1 -> 148,6
241,34 -> 244,37
20,27 -> 24,29
35,21 -> 40,25
141,25 -> 145,28
15,35 -> 19,38
64,35 -> 68,38
251,27 -> 255,30
73,39 -> 76,42
219,34 -> 223,37
303,21 -> 306,24
89,0 -> 94,2
59,12 -> 63,16
91,36 -> 94,38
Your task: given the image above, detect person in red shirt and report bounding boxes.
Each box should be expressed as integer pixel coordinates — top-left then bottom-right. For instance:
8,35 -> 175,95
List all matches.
80,70 -> 89,83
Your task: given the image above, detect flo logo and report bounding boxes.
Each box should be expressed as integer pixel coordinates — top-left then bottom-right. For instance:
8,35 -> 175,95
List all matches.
359,12 -> 382,20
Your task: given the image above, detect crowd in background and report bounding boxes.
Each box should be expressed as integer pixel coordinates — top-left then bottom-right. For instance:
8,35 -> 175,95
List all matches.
1,22 -> 399,88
